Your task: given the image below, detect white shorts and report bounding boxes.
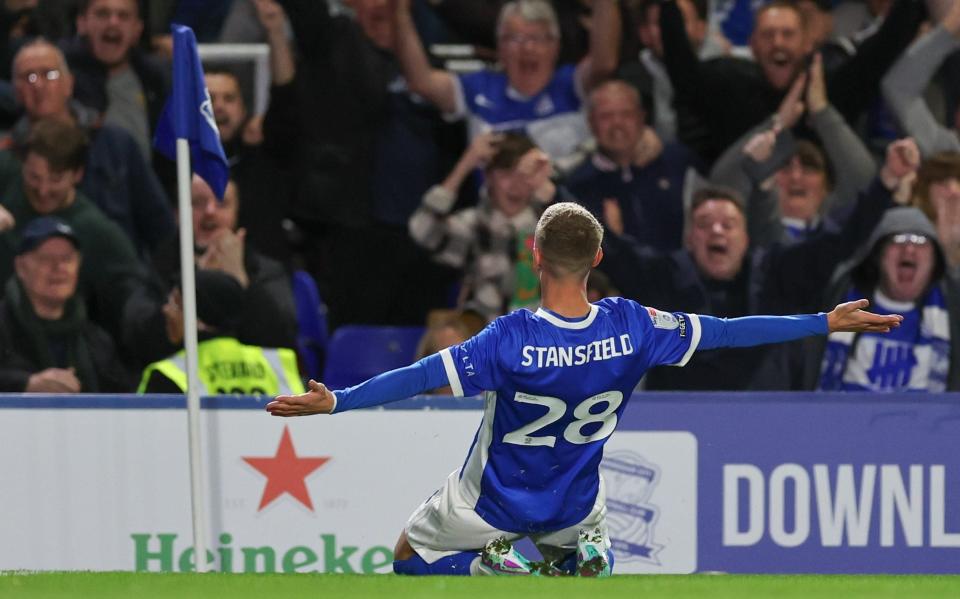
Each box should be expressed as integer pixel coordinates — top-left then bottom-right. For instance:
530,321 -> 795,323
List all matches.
404,468 -> 609,564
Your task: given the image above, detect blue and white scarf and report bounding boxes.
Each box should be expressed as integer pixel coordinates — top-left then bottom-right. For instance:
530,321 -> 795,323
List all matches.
818,286 -> 951,392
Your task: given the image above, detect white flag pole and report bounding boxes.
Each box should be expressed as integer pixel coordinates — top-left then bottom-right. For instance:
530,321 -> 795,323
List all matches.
175,137 -> 209,573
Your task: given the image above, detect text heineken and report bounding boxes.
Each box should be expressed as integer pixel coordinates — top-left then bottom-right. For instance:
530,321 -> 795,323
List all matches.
131,533 -> 393,573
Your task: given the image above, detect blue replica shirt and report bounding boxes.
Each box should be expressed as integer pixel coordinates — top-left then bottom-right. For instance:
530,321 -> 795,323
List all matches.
451,64 -> 589,161
436,298 -> 700,533
332,298 -> 828,534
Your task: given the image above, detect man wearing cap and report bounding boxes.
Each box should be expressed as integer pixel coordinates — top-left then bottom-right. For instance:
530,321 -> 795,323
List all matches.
137,269 -> 303,396
0,117 -> 144,341
0,217 -> 134,392
759,207 -> 960,391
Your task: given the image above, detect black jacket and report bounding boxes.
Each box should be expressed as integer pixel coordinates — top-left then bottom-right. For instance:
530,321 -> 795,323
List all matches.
0,280 -> 134,392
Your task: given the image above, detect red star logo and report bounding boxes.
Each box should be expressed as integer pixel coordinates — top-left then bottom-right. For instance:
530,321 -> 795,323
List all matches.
243,426 -> 330,511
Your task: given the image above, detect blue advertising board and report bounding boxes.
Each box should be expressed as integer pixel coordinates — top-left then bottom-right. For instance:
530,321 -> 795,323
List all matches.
618,392 -> 960,573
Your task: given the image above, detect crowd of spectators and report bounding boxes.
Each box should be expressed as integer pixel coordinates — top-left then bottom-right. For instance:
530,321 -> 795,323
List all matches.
1,0 -> 960,394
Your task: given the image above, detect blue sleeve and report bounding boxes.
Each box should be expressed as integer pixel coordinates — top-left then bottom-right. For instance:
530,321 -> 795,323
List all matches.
439,319 -> 503,396
331,353 -> 449,413
697,313 -> 828,350
635,304 -> 702,367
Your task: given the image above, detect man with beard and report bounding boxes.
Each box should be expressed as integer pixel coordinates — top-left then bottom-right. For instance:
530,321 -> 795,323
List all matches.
60,0 -> 167,163
658,0 -> 926,165
564,79 -> 701,252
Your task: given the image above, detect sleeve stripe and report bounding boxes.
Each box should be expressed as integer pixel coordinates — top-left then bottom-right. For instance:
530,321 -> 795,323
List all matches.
440,348 -> 465,397
674,313 -> 702,367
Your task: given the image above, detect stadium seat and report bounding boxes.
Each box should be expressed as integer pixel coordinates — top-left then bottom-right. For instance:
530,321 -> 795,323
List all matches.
291,270 -> 329,381
322,325 -> 425,390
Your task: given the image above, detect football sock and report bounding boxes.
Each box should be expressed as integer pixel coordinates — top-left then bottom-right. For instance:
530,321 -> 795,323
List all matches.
393,550 -> 479,576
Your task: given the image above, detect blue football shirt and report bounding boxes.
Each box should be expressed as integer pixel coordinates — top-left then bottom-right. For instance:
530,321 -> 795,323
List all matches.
450,64 -> 589,161
437,297 -> 702,533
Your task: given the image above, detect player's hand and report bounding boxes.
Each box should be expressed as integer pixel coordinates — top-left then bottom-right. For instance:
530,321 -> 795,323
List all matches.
266,379 -> 336,416
826,299 -> 903,333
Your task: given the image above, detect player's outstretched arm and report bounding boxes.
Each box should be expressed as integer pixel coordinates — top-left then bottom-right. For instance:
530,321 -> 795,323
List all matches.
264,353 -> 452,417
266,379 -> 335,417
826,299 -> 903,333
696,299 -> 903,351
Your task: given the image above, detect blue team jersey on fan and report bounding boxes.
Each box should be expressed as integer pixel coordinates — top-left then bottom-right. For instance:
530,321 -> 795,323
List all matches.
437,297 -> 702,533
451,64 -> 589,160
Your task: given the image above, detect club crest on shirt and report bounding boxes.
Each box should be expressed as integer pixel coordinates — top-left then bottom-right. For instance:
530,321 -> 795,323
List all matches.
647,307 -> 680,330
534,95 -> 554,116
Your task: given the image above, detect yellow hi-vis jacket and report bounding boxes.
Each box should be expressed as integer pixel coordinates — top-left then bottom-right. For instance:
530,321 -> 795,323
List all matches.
137,337 -> 304,395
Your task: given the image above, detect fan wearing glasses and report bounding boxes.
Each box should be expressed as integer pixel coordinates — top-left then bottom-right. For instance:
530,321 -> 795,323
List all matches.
393,0 -> 621,163
764,205 -> 960,392
4,38 -> 174,258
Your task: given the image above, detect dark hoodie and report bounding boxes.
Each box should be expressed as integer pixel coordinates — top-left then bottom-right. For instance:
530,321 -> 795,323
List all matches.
755,207 -> 960,391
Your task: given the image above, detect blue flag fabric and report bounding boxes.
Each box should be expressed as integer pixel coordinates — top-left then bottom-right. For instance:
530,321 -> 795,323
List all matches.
153,24 -> 229,200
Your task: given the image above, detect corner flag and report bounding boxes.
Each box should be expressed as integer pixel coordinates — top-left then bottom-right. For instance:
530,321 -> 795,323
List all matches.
154,24 -> 229,199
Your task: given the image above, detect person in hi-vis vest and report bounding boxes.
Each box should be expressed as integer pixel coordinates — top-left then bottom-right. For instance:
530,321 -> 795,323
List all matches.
138,269 -> 303,395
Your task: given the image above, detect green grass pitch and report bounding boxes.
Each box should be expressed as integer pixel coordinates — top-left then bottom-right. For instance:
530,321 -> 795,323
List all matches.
1,572 -> 958,599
